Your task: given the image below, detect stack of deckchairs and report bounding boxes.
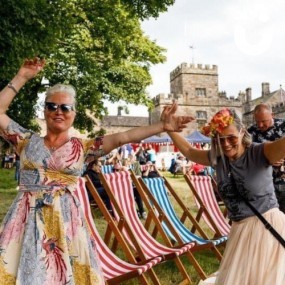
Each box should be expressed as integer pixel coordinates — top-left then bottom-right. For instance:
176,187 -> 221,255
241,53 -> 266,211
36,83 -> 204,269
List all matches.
79,168 -> 228,283
94,170 -> 196,284
74,177 -> 162,285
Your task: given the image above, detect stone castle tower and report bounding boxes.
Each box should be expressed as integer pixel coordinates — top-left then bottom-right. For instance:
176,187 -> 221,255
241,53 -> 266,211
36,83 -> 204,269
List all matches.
149,62 -> 243,136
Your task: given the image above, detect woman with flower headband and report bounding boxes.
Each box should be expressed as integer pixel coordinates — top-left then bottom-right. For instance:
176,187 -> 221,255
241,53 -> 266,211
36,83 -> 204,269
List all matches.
163,107 -> 285,285
0,58 -> 192,285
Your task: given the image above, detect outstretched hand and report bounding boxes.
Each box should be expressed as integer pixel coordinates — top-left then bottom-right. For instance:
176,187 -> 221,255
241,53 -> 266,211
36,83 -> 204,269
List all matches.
161,102 -> 195,132
17,57 -> 46,81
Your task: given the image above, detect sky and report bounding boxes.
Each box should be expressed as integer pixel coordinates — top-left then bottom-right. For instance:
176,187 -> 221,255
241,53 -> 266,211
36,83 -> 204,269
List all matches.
107,0 -> 285,116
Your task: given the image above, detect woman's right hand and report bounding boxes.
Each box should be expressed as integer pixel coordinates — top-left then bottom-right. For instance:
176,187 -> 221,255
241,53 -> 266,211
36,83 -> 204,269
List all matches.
17,57 -> 46,81
161,101 -> 195,132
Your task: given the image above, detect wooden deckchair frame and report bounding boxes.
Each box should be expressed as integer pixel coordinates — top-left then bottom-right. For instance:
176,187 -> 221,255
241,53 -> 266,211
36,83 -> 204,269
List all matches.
76,177 -> 162,285
131,173 -> 224,269
184,174 -> 231,238
136,173 -> 227,251
91,171 -> 198,285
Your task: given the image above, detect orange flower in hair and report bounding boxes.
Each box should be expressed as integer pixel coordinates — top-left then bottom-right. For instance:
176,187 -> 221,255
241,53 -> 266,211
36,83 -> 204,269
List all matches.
202,108 -> 234,137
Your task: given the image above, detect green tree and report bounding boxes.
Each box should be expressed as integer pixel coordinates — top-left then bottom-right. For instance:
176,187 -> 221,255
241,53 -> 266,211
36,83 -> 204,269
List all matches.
121,0 -> 175,19
0,0 -> 174,134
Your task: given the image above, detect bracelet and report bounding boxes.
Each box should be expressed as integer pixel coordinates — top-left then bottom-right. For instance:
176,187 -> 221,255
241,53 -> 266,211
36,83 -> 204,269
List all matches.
7,82 -> 18,94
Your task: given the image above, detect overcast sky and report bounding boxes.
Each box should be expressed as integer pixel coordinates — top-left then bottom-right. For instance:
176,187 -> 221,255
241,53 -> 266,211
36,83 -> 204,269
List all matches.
107,0 -> 285,116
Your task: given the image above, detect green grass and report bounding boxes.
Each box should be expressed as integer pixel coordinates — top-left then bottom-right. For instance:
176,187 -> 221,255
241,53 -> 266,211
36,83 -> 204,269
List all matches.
0,168 -> 220,284
0,168 -> 18,221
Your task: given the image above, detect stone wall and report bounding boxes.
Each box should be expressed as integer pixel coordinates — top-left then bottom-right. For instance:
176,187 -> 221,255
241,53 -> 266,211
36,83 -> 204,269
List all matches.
100,116 -> 149,134
243,88 -> 285,127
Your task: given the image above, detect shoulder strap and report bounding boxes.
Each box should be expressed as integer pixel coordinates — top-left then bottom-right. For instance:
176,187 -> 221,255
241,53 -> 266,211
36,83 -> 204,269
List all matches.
243,199 -> 285,248
229,169 -> 285,249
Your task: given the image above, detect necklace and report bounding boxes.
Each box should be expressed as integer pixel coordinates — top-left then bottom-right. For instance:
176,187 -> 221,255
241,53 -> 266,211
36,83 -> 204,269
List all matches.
44,136 -> 70,152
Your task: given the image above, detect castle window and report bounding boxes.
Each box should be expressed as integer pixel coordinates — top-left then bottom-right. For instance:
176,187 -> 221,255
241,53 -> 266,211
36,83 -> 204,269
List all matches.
196,111 -> 207,120
195,88 -> 206,97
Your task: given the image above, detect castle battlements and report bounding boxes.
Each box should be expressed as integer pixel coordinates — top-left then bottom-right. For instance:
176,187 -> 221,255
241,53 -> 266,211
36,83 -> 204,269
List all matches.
170,62 -> 218,80
152,92 -> 240,106
152,93 -> 183,106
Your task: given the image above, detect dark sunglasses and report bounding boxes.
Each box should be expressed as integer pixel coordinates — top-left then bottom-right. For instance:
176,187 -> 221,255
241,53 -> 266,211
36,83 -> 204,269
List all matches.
45,102 -> 75,113
214,135 -> 239,145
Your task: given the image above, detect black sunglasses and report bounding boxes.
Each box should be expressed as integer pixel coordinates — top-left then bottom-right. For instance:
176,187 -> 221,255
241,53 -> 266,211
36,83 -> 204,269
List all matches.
45,102 -> 75,113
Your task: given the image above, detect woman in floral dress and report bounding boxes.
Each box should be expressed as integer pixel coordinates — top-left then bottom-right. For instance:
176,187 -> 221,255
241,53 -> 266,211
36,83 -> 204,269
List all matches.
0,58 -> 192,285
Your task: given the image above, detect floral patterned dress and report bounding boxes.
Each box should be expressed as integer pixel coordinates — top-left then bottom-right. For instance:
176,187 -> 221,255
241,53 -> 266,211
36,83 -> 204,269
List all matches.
0,120 -> 105,285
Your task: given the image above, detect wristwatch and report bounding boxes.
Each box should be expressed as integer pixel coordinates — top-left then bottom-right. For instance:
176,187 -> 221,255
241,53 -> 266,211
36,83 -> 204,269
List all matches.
7,82 -> 18,94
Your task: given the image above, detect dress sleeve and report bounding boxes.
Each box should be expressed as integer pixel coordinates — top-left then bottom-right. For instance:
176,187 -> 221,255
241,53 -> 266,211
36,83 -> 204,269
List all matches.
0,119 -> 34,153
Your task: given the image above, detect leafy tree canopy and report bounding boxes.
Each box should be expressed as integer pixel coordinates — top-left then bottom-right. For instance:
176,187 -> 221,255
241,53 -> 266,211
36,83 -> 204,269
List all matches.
0,0 -> 174,134
121,0 -> 175,19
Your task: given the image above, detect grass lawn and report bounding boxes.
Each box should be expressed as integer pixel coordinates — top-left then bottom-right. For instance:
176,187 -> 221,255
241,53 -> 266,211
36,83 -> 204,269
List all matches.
0,167 -> 220,284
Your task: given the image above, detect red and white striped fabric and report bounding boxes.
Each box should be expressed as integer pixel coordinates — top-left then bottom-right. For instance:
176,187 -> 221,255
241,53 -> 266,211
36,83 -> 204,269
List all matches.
74,177 -> 162,281
189,175 -> 230,236
104,171 -> 195,260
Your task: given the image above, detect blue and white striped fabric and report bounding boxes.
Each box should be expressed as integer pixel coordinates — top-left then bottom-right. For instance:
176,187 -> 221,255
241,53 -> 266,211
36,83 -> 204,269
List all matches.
101,164 -> 114,174
143,177 -> 227,246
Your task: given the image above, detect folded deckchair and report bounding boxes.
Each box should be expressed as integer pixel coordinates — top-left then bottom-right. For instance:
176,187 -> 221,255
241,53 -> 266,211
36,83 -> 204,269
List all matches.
184,174 -> 231,238
96,170 -> 199,284
75,177 -> 162,285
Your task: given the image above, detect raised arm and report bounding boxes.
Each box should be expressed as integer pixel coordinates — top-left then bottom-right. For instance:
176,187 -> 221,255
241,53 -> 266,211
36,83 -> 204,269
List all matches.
101,102 -> 193,154
0,57 -> 45,131
159,103 -> 211,165
264,137 -> 285,164
168,132 -> 211,166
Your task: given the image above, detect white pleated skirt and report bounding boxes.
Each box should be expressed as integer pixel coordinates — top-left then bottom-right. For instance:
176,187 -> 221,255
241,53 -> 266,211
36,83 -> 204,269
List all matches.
199,208 -> 285,285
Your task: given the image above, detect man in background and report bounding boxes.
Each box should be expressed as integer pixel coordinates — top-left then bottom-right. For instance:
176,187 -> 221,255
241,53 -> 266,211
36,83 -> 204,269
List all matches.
248,103 -> 285,213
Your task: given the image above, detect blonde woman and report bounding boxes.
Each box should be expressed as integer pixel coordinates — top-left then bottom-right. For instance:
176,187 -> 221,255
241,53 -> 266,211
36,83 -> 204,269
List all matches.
165,107 -> 285,285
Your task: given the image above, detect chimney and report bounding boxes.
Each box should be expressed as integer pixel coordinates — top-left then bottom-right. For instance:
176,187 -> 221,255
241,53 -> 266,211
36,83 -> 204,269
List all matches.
262,82 -> 270,97
246,88 -> 252,102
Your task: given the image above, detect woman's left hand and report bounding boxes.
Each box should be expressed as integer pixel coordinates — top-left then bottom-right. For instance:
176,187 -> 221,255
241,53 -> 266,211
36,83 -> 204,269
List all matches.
161,102 -> 195,132
17,57 -> 46,81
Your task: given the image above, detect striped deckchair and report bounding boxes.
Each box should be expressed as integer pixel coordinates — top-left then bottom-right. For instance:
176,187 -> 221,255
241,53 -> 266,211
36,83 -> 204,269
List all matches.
75,177 -> 162,285
184,174 -> 231,238
140,176 -> 227,248
129,173 -> 224,280
101,164 -> 114,174
98,170 -> 198,284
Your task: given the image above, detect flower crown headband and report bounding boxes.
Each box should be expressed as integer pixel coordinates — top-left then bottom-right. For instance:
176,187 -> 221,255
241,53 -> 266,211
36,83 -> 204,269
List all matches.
202,108 -> 234,137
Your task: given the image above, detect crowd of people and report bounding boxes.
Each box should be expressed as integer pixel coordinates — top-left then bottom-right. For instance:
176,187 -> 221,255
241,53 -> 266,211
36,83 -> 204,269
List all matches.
1,151 -> 16,169
1,56 -> 285,285
83,143 -> 161,220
